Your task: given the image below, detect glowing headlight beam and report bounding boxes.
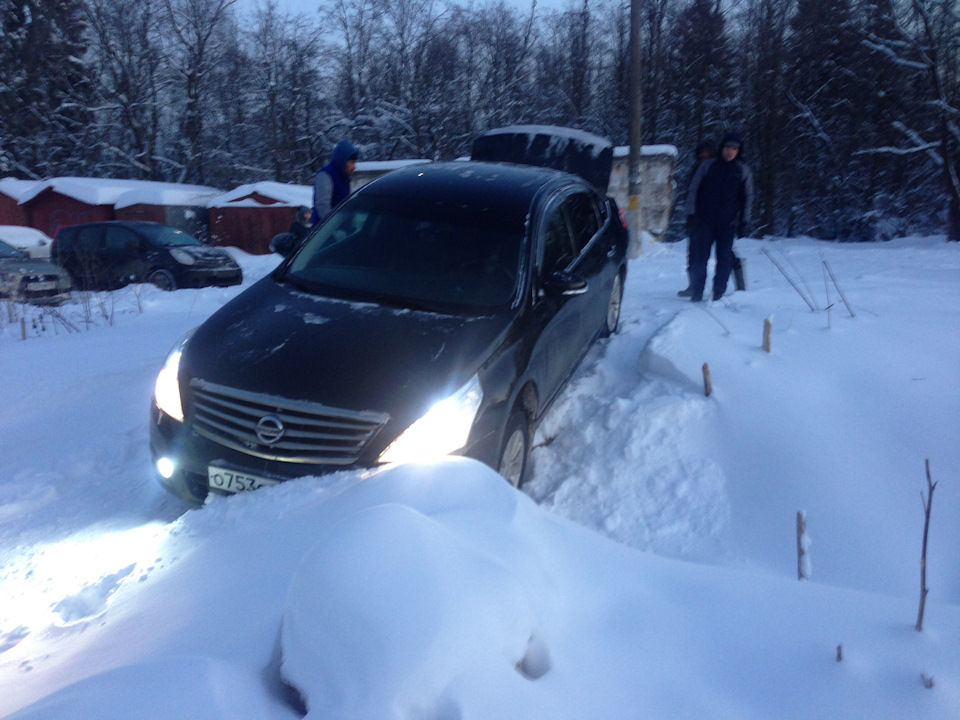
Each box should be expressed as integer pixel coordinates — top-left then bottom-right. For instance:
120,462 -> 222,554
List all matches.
154,330 -> 195,422
379,374 -> 483,465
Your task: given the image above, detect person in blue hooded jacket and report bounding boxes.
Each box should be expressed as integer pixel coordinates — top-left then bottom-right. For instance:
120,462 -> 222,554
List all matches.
312,140 -> 358,224
684,131 -> 753,302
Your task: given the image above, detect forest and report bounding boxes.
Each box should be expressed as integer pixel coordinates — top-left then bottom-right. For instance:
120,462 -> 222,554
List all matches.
2,0 -> 959,241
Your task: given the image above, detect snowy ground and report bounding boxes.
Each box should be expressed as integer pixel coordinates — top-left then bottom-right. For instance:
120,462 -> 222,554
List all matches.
1,235 -> 958,718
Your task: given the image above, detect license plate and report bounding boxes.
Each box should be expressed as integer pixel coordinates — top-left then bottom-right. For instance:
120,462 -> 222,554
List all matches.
207,465 -> 279,494
27,281 -> 57,291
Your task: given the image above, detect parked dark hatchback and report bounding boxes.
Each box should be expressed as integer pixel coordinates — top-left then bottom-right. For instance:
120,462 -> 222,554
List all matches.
151,147 -> 627,503
51,221 -> 242,291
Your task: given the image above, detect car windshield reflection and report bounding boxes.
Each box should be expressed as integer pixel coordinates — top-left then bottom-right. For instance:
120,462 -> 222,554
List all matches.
139,226 -> 203,247
0,240 -> 25,258
285,192 -> 526,313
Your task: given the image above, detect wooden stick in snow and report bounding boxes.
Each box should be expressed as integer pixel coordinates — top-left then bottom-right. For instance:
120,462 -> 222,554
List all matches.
823,259 -> 855,317
916,459 -> 937,632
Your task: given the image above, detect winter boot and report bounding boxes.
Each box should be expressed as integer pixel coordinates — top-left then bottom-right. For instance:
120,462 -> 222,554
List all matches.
677,287 -> 694,298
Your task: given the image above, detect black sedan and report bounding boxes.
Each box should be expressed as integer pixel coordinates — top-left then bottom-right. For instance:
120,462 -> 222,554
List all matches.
151,152 -> 627,503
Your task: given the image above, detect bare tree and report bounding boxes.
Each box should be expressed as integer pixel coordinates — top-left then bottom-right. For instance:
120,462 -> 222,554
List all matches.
84,0 -> 165,179
162,0 -> 239,184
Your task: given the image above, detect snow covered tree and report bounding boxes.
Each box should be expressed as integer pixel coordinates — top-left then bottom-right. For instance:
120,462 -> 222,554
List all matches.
784,0 -> 874,239
83,0 -> 165,179
668,0 -> 733,148
739,0 -> 792,236
237,2 -> 326,183
863,0 -> 960,241
161,0 -> 239,184
0,0 -> 96,177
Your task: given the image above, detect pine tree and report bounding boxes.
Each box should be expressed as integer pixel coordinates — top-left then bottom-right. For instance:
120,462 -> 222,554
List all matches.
0,0 -> 96,177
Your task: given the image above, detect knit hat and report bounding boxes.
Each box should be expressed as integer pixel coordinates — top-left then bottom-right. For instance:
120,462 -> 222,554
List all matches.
720,131 -> 742,150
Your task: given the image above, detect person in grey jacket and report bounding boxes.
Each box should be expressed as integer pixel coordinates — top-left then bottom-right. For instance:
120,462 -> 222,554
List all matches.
312,140 -> 358,224
684,131 -> 753,302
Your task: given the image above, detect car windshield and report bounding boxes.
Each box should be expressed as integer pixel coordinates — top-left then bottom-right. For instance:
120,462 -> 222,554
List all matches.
0,240 -> 25,259
136,225 -> 202,247
283,192 -> 527,313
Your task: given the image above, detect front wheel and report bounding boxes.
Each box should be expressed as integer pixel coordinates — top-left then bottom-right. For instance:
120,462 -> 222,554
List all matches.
498,410 -> 530,488
147,269 -> 176,291
601,271 -> 624,337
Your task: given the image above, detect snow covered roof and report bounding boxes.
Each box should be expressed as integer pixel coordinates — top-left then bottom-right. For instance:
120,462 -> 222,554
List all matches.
211,181 -> 312,209
614,144 -> 678,157
355,159 -> 430,173
11,177 -> 222,209
0,177 -> 39,201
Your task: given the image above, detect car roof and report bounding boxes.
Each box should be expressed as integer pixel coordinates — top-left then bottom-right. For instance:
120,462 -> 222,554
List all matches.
59,220 -> 161,232
360,161 -> 582,214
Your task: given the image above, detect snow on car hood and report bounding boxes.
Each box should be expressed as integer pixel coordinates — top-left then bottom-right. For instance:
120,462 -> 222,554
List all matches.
180,275 -> 515,426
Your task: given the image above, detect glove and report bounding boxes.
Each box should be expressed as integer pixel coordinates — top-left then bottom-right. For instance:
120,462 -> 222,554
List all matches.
686,215 -> 696,237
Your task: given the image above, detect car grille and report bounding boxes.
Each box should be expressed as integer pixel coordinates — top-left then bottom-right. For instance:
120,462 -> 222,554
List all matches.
20,273 -> 68,301
189,379 -> 389,465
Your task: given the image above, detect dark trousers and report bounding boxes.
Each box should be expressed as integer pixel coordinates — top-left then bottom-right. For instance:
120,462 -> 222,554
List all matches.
689,222 -> 736,300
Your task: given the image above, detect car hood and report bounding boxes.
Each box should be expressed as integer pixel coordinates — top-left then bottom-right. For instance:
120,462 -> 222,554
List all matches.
0,256 -> 65,276
179,245 -> 238,264
181,277 -> 516,429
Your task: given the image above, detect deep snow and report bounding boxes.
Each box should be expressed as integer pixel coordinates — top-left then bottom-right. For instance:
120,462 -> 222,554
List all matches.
1,234 -> 958,718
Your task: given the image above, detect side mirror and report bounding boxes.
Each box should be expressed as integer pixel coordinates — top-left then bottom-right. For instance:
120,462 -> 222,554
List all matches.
542,270 -> 588,296
269,232 -> 297,257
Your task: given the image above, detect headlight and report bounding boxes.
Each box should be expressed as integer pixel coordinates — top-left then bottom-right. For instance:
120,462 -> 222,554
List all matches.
170,248 -> 196,265
154,330 -> 196,422
378,374 -> 483,464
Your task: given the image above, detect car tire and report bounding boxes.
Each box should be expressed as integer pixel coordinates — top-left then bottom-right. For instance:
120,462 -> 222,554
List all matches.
498,410 -> 530,488
147,269 -> 177,292
601,271 -> 624,337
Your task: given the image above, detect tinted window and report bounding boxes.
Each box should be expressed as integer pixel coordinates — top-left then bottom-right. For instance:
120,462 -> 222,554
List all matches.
0,240 -> 22,258
75,225 -> 104,251
541,205 -> 576,273
284,193 -> 525,313
104,226 -> 141,251
565,192 -> 600,252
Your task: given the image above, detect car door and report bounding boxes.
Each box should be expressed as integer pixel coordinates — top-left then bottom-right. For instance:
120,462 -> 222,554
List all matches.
68,224 -> 107,289
564,189 -> 618,342
102,225 -> 146,287
526,187 -> 599,409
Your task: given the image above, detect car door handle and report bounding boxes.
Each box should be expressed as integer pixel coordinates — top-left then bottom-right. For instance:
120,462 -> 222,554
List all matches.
607,247 -> 617,258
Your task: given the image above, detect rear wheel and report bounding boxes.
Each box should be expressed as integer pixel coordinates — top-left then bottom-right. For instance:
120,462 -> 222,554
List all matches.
148,269 -> 176,291
601,271 -> 623,337
498,410 -> 530,488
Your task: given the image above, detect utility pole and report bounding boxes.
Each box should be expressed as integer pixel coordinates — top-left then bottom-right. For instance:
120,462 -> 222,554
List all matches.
627,0 -> 643,258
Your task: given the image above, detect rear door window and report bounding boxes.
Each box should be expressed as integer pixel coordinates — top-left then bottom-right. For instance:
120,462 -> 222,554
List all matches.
564,192 -> 601,254
104,226 -> 141,252
541,203 -> 577,274
75,225 -> 105,253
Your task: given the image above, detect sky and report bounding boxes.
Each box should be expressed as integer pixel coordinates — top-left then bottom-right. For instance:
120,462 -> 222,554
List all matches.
1,228 -> 958,718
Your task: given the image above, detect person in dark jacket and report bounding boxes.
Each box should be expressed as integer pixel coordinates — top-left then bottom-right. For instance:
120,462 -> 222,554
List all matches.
312,140 -> 358,224
684,131 -> 753,302
679,139 -> 745,297
289,206 -> 312,243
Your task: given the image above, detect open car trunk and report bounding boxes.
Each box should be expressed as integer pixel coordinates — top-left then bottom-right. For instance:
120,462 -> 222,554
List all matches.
471,125 -> 614,194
